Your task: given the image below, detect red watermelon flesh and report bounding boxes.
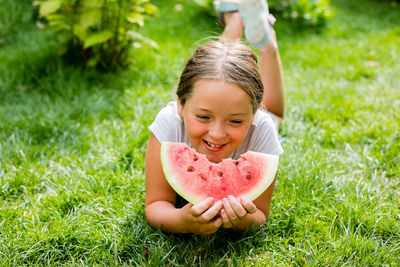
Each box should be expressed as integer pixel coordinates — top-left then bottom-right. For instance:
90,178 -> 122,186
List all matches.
160,142 -> 279,205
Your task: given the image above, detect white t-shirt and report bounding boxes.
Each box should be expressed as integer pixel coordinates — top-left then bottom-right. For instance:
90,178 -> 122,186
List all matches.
149,101 -> 283,159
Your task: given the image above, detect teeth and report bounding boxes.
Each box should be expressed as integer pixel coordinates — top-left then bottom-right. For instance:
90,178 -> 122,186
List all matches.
206,141 -> 222,148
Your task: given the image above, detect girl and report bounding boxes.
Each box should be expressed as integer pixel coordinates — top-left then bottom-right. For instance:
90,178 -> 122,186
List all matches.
145,3 -> 284,235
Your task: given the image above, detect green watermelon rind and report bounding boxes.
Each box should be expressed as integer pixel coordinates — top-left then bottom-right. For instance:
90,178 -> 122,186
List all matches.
241,151 -> 279,202
160,142 -> 279,205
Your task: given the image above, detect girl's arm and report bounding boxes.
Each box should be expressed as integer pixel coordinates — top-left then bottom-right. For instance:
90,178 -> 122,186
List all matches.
145,133 -> 223,235
260,23 -> 285,125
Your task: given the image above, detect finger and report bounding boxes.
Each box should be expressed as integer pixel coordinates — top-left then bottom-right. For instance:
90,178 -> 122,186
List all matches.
240,197 -> 257,214
212,216 -> 223,229
228,195 -> 247,218
199,216 -> 223,235
223,197 -> 239,224
190,197 -> 214,217
199,200 -> 223,223
220,208 -> 233,228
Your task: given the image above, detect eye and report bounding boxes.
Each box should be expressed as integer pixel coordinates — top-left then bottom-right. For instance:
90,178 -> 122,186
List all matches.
230,120 -> 243,125
196,115 -> 210,121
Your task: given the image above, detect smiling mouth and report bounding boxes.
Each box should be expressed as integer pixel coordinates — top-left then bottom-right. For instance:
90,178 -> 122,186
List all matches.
203,140 -> 225,151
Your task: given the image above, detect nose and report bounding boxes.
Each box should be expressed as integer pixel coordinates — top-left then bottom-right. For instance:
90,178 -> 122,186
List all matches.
208,121 -> 226,140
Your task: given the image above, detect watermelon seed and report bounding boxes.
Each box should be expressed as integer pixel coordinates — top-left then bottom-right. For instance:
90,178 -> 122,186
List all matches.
218,171 -> 223,177
235,161 -> 239,166
199,173 -> 207,181
188,166 -> 194,172
193,155 -> 198,161
246,171 -> 251,180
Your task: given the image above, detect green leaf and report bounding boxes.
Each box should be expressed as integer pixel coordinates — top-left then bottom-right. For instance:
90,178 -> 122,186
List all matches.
127,30 -> 159,49
83,30 -> 113,49
86,55 -> 100,67
73,24 -> 87,41
80,10 -> 101,29
49,20 -> 70,31
192,0 -> 208,8
82,0 -> 103,8
144,3 -> 158,15
126,12 -> 145,26
46,14 -> 70,31
46,14 -> 66,21
38,0 -> 61,18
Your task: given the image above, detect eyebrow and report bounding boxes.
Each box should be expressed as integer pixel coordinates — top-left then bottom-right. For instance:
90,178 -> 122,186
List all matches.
195,108 -> 249,116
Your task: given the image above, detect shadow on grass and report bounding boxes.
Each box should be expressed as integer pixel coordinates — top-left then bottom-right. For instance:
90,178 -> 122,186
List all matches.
117,213 -> 281,265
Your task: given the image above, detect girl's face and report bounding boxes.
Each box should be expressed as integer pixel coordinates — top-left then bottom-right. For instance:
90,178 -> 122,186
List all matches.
178,79 -> 254,163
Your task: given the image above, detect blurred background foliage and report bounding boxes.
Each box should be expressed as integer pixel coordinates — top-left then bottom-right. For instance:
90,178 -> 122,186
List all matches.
33,0 -> 158,70
31,0 -> 335,71
268,0 -> 333,26
26,0 -> 400,71
193,0 -> 333,27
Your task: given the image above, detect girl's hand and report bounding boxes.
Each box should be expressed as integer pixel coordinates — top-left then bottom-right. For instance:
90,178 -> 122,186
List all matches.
220,196 -> 257,228
181,197 -> 223,235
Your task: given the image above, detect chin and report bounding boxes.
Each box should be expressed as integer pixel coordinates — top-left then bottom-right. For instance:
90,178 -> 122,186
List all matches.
208,157 -> 222,163
193,143 -> 231,162
204,152 -> 227,163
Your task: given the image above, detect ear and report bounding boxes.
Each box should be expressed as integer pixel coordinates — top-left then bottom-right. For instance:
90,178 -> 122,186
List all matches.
177,98 -> 183,120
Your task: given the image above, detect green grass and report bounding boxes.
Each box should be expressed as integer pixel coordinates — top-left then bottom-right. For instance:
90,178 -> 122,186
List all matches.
1,0 -> 399,265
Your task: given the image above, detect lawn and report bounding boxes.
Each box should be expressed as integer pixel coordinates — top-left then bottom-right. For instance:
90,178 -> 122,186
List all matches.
0,0 -> 399,265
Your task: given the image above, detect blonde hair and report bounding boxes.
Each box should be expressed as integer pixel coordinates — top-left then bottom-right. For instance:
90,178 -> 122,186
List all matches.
176,38 -> 263,113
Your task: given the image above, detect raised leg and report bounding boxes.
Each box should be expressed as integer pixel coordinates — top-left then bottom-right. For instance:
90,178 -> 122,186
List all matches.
221,11 -> 285,124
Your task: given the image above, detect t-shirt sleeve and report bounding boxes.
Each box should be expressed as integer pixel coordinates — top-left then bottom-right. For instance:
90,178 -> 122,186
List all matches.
148,102 -> 181,143
250,111 -> 283,156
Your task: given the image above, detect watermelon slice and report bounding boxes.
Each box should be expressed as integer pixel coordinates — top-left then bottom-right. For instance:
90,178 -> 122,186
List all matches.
160,142 -> 279,205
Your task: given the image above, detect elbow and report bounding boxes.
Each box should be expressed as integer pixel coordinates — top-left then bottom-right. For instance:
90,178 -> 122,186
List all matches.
144,203 -> 160,230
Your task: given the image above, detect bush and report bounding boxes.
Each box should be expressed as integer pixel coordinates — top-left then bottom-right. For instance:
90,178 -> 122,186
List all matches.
269,0 -> 333,27
34,0 -> 158,70
193,0 -> 333,28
